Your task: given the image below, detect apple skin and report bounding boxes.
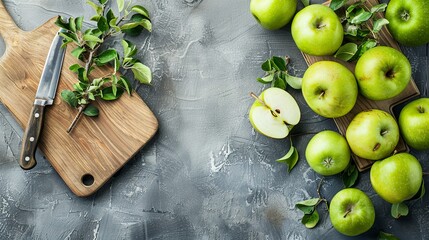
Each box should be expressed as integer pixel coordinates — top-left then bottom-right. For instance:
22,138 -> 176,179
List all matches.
346,109 -> 399,160
370,153 -> 422,204
355,46 -> 411,101
399,98 -> 429,150
386,0 -> 429,46
305,130 -> 350,176
250,0 -> 297,30
249,88 -> 301,139
329,188 -> 375,237
291,4 -> 343,56
302,61 -> 358,118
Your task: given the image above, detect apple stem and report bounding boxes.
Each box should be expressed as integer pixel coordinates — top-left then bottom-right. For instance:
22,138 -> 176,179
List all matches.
343,208 -> 352,218
373,143 -> 381,151
418,105 -> 425,114
318,91 -> 325,100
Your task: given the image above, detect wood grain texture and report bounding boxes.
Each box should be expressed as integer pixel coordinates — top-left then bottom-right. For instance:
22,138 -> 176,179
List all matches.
301,0 -> 420,171
0,1 -> 158,196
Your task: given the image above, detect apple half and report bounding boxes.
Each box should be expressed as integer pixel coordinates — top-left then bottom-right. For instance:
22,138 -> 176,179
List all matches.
249,88 -> 301,139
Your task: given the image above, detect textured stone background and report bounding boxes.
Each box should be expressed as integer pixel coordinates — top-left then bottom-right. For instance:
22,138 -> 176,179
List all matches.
0,0 -> 428,239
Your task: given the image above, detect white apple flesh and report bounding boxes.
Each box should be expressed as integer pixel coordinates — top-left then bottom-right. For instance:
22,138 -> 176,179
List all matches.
249,88 -> 301,139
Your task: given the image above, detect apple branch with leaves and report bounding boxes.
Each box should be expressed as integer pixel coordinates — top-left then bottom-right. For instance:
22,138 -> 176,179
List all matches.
330,0 -> 390,62
55,0 -> 152,133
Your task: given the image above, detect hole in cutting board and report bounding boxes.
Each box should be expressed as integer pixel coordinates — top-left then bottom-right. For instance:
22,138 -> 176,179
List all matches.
81,174 -> 94,186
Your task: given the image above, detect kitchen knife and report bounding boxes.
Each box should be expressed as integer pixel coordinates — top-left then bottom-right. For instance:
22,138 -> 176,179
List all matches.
19,29 -> 66,170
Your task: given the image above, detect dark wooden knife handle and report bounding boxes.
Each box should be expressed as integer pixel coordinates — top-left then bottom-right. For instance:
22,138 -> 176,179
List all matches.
19,104 -> 45,170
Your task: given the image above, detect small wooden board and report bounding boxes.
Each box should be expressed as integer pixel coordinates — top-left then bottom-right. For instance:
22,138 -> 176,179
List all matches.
301,0 -> 420,171
0,1 -> 158,196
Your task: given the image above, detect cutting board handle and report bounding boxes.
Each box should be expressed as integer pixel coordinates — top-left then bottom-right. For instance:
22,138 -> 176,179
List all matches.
0,0 -> 23,45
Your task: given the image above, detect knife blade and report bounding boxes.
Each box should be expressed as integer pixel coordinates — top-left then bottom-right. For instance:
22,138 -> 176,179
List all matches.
19,29 -> 66,170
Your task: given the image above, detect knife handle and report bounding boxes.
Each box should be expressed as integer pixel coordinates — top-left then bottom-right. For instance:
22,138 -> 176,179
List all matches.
19,104 -> 45,170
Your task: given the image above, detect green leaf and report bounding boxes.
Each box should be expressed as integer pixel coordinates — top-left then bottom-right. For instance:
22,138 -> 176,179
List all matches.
131,62 -> 152,84
300,0 -> 309,7
121,18 -> 152,32
378,231 -> 400,240
75,16 -> 83,31
346,1 -> 363,18
334,43 -> 358,62
350,39 -> 377,61
276,145 -> 299,172
101,87 -> 124,100
119,76 -> 132,95
371,3 -> 388,14
271,56 -> 287,71
61,90 -> 78,108
391,202 -> 409,219
98,0 -> 108,4
106,9 -> 115,24
97,16 -> 109,32
342,164 -> 358,188
131,5 -> 150,19
284,73 -> 302,89
121,39 -> 137,58
83,105 -> 99,117
271,74 -> 286,90
69,64 -> 82,73
117,0 -> 125,12
69,17 -> 76,32
257,74 -> 274,84
86,0 -> 103,15
344,23 -> 359,36
329,0 -> 348,11
296,198 -> 319,214
83,33 -> 103,43
261,59 -> 272,72
350,10 -> 372,24
95,49 -> 117,65
373,18 -> 389,33
55,16 -> 70,30
59,31 -> 78,43
71,47 -> 85,59
302,210 -> 319,229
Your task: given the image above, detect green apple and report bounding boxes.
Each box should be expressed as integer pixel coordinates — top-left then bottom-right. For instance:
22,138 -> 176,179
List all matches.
305,130 -> 350,176
399,98 -> 429,150
291,4 -> 343,56
250,0 -> 297,30
346,109 -> 399,160
355,46 -> 411,101
370,153 -> 422,204
329,188 -> 375,237
386,0 -> 429,46
302,61 -> 358,118
249,88 -> 300,139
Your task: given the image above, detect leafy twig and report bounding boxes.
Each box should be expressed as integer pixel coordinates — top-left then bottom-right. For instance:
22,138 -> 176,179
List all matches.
55,0 -> 153,132
330,1 -> 389,62
295,178 -> 328,228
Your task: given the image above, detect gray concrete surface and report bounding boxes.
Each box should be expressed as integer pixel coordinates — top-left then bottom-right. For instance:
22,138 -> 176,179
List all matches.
0,0 -> 428,239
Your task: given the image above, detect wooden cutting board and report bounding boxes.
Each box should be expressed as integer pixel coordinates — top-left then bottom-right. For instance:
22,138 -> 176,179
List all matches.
302,0 -> 420,171
0,1 -> 158,197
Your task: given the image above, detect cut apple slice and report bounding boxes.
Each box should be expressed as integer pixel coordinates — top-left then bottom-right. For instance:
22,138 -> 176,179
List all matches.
249,88 -> 301,139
